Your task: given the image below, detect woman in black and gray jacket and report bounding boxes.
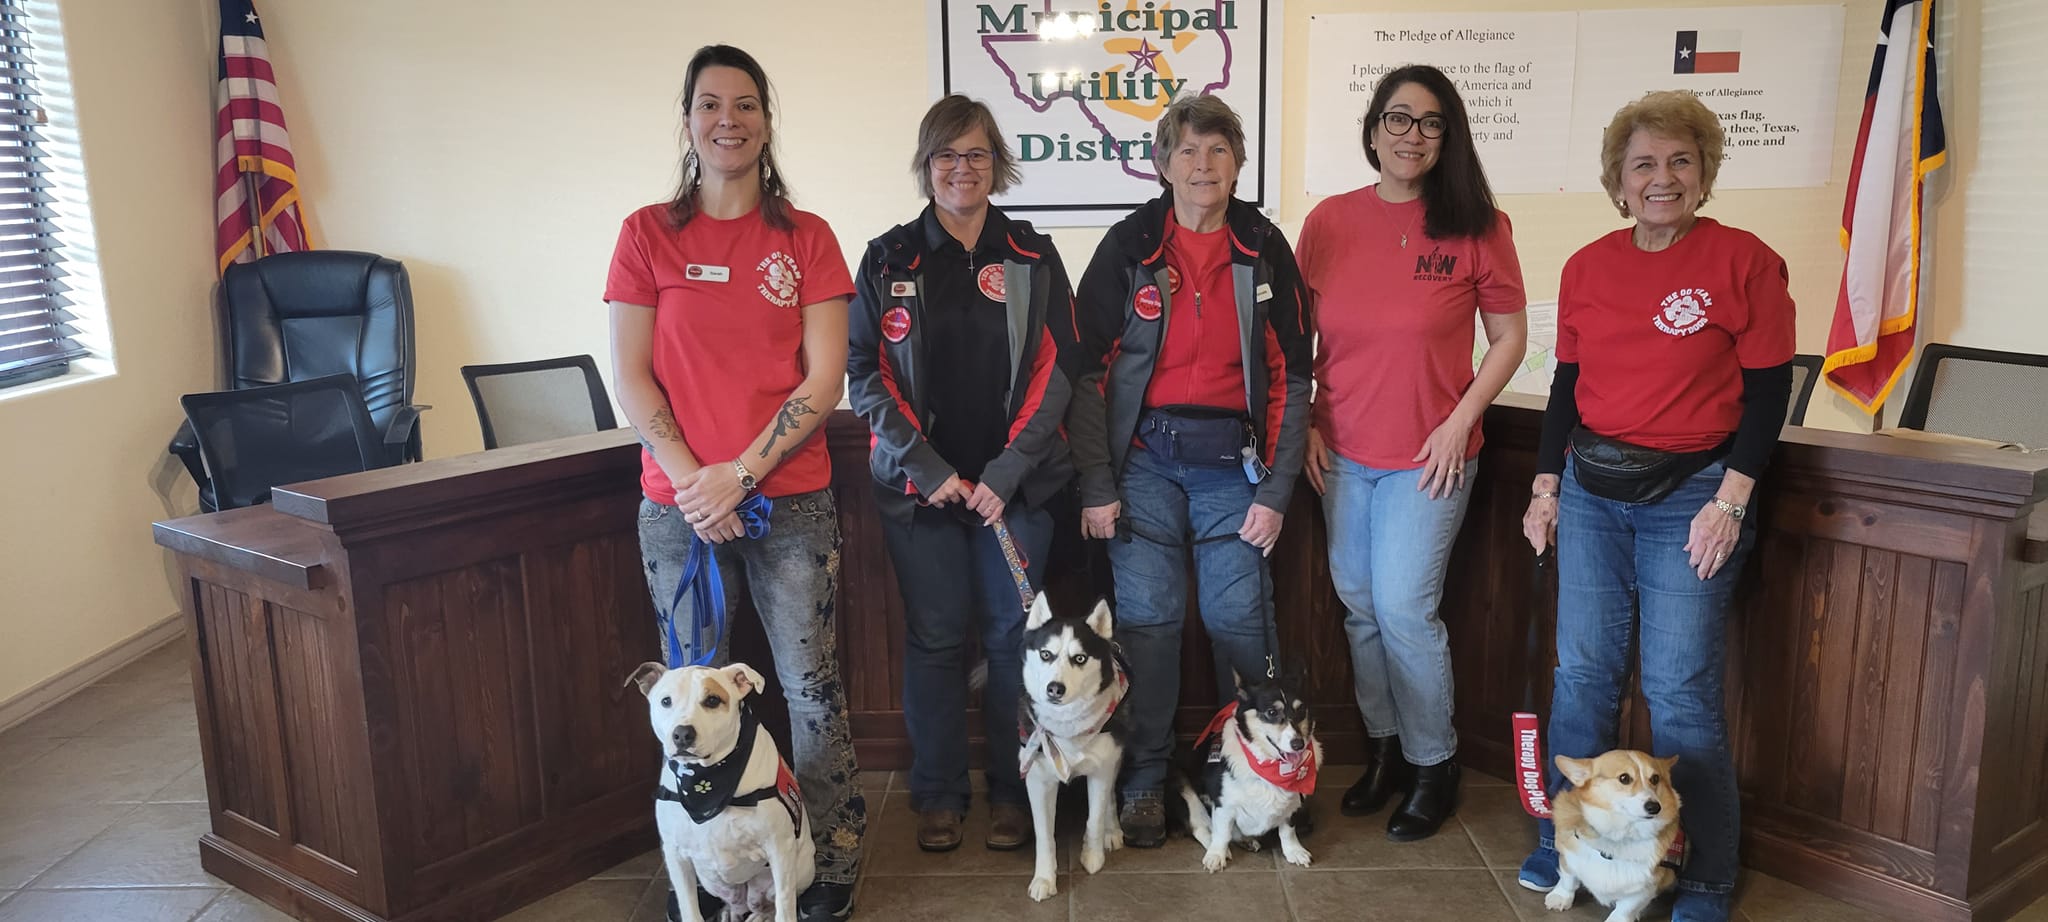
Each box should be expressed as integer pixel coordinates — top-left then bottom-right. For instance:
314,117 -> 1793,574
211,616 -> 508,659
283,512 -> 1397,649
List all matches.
1063,93 -> 1312,847
845,95 -> 1074,855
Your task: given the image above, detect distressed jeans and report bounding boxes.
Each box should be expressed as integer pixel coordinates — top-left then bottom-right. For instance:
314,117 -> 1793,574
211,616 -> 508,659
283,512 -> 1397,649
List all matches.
640,490 -> 866,885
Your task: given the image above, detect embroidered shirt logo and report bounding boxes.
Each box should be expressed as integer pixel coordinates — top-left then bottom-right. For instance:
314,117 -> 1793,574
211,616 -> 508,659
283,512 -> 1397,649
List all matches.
977,263 -> 1006,302
1654,288 -> 1713,336
1413,249 -> 1458,282
757,252 -> 802,308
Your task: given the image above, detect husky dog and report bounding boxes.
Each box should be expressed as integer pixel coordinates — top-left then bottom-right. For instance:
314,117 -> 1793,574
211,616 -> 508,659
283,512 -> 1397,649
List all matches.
1178,670 -> 1321,871
1546,750 -> 1684,922
1016,594 -> 1129,901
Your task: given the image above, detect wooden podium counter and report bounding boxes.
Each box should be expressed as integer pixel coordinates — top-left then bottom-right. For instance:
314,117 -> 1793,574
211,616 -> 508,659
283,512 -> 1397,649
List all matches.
157,405 -> 2048,921
153,431 -> 663,922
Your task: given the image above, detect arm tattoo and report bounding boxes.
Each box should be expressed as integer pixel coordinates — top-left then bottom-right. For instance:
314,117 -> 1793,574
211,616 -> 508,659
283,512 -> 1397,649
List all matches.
647,406 -> 682,442
758,395 -> 818,459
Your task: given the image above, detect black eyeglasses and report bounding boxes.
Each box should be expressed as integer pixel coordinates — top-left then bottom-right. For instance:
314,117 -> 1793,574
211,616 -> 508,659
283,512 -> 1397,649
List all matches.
930,149 -> 994,169
1378,112 -> 1447,139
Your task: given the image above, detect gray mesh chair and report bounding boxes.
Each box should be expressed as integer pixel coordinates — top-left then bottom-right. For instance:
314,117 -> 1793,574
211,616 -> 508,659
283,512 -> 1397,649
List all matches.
460,355 -> 619,449
1898,344 -> 2048,449
179,374 -> 383,510
1788,354 -> 1822,426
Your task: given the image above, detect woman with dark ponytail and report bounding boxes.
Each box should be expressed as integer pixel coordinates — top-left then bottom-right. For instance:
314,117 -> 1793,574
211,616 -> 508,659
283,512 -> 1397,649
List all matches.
605,44 -> 864,922
1295,63 -> 1529,841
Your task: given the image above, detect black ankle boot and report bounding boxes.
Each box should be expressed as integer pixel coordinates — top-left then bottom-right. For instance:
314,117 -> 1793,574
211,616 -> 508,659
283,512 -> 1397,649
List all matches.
1387,759 -> 1460,842
1341,735 -> 1412,816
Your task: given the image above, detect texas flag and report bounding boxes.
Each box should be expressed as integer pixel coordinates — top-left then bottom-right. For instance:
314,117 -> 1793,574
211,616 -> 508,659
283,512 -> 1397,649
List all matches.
1674,30 -> 1742,74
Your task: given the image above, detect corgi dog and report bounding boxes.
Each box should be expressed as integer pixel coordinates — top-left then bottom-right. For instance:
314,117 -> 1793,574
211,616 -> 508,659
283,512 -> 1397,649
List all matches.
1016,594 -> 1129,901
1177,670 -> 1321,871
1546,750 -> 1684,922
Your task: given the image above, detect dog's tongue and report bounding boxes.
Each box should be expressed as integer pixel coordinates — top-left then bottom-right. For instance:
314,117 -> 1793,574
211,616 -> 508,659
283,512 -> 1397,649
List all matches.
1281,750 -> 1308,772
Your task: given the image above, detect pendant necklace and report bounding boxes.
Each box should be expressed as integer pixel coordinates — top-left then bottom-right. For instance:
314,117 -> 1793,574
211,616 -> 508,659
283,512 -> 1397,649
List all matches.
1373,187 -> 1421,249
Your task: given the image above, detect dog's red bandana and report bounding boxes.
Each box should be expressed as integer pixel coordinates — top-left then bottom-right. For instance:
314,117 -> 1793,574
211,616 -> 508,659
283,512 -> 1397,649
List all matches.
1017,665 -> 1128,782
1196,702 -> 1317,795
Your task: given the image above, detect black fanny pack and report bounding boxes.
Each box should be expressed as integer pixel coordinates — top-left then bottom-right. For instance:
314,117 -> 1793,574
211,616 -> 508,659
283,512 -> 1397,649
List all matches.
1139,406 -> 1250,468
1568,428 -> 1726,505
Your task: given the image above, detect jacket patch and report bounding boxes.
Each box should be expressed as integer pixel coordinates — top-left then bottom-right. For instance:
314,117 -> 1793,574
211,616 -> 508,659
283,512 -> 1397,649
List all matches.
977,263 -> 1006,302
1134,284 -> 1163,321
882,306 -> 912,343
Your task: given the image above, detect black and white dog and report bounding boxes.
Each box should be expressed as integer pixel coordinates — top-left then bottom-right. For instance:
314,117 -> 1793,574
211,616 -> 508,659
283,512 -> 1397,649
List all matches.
1177,671 -> 1322,871
1017,594 -> 1129,901
628,662 -> 811,922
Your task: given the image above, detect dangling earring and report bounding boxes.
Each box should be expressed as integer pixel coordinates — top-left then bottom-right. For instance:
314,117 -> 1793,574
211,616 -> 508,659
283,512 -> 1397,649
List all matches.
684,148 -> 701,194
760,154 -> 774,187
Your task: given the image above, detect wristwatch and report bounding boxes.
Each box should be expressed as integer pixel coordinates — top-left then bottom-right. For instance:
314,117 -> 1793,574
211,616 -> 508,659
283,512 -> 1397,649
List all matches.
1712,497 -> 1746,520
732,458 -> 758,493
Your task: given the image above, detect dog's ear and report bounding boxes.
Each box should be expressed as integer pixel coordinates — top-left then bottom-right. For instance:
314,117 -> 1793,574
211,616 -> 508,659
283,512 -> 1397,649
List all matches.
625,662 -> 666,697
1653,754 -> 1680,779
1555,755 -> 1593,787
1085,598 -> 1113,639
1230,667 -> 1246,691
722,663 -> 767,699
1027,593 -> 1054,630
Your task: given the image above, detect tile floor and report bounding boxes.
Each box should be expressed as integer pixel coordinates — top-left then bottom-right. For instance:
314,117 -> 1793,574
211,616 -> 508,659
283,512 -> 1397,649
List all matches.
0,642 -> 2025,921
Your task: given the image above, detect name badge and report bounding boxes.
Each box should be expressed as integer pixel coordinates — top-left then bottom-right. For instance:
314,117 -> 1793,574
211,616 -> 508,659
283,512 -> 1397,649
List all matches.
890,281 -> 916,298
1255,282 -> 1274,303
686,264 -> 730,283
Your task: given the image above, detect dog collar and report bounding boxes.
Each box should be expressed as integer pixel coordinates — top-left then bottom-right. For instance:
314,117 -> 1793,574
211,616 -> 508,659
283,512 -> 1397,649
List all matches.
653,706 -> 805,832
1195,701 -> 1318,795
1017,660 -> 1129,782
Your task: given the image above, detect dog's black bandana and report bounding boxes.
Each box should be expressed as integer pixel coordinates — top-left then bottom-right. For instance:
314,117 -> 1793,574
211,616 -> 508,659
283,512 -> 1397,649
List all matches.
654,706 -> 804,833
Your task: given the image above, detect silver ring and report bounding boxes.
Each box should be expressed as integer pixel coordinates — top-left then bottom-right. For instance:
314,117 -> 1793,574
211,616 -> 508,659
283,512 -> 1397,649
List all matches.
686,512 -> 701,523
1714,551 -> 1727,560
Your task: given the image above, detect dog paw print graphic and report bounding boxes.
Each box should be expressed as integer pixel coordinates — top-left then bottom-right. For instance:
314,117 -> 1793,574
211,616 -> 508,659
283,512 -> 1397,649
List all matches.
757,252 -> 802,308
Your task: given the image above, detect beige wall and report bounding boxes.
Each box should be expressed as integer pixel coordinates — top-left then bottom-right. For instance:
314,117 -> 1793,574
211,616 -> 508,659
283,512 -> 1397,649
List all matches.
0,0 -> 2035,704
0,0 -> 217,706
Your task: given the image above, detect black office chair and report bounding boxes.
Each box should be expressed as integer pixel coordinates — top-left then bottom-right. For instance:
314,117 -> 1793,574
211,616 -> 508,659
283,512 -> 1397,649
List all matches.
1897,344 -> 2048,449
170,251 -> 429,511
460,355 -> 619,449
1787,354 -> 1823,426
179,374 -> 384,511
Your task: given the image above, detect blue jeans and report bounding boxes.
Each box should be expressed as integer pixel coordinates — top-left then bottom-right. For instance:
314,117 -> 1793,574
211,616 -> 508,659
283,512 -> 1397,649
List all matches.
1109,443 -> 1279,798
1537,459 -> 1752,895
877,501 -> 1052,812
639,491 -> 866,885
1319,456 -> 1475,765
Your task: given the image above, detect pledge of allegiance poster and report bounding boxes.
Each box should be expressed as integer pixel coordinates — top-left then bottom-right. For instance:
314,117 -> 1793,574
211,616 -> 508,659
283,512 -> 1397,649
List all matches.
1571,5 -> 1843,191
930,0 -> 1281,226
1305,12 -> 1578,196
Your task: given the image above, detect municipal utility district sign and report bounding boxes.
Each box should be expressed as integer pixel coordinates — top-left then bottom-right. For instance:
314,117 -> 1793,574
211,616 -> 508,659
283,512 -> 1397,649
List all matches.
930,1 -> 1281,226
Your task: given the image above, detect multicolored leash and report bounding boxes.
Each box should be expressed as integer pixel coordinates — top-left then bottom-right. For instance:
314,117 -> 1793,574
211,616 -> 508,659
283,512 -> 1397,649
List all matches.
990,517 -> 1035,613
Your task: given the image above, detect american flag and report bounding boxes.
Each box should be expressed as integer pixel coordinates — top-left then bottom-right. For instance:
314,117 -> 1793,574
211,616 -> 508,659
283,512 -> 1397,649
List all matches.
214,0 -> 313,274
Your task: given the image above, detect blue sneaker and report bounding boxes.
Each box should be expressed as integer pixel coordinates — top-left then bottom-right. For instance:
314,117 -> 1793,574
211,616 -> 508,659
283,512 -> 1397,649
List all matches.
1517,846 -> 1560,892
1671,890 -> 1733,922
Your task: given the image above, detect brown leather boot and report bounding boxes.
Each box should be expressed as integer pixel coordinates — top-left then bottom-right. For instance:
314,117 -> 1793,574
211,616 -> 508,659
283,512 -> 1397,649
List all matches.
986,803 -> 1032,851
917,809 -> 964,852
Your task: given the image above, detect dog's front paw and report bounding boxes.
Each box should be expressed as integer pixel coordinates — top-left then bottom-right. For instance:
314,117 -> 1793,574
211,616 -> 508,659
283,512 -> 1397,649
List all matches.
1282,842 -> 1312,867
1103,826 -> 1124,852
1081,842 -> 1107,874
1028,875 -> 1058,901
1544,889 -> 1576,912
1202,850 -> 1229,872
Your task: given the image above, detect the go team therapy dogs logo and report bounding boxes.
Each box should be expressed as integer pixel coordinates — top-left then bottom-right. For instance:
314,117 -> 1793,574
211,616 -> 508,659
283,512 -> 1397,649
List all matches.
757,252 -> 802,308
1134,283 -> 1163,320
882,305 -> 913,343
978,263 -> 1007,301
1655,287 -> 1712,336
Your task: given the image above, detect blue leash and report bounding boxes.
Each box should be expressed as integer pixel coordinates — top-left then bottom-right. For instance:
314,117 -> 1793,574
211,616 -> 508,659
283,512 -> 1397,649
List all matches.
664,493 -> 774,668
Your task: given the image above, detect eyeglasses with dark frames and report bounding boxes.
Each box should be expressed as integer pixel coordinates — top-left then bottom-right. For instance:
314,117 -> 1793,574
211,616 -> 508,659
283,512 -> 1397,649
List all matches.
1378,111 -> 1448,139
930,149 -> 994,169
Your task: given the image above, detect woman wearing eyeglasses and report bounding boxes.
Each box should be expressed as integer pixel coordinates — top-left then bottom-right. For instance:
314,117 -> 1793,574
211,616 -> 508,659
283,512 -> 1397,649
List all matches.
845,94 -> 1075,854
1295,64 -> 1528,841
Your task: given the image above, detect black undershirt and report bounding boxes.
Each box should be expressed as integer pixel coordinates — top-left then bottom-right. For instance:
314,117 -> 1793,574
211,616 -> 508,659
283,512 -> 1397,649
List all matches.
920,208 -> 1011,483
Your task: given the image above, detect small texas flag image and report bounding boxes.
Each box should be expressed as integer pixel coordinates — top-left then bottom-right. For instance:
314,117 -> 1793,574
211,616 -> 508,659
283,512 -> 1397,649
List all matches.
1674,29 -> 1741,74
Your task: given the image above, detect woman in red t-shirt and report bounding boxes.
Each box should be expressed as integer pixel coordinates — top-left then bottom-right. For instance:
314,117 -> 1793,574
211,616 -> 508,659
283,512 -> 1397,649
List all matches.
1296,64 -> 1528,843
603,45 -> 862,922
1514,91 -> 1795,922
